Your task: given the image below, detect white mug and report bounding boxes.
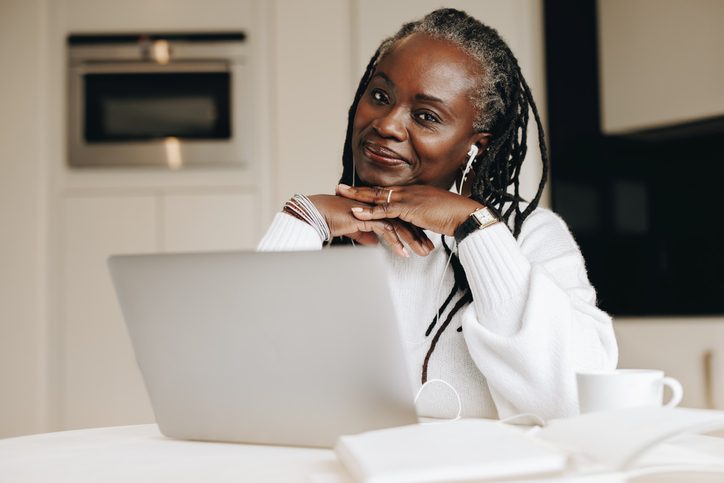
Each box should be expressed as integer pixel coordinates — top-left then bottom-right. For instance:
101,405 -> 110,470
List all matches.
576,369 -> 683,414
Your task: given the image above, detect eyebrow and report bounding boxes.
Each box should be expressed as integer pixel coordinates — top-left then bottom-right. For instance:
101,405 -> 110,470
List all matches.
373,72 -> 457,117
415,93 -> 456,117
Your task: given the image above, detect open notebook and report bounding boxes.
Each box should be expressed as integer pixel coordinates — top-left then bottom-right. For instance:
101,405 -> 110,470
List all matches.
335,407 -> 724,482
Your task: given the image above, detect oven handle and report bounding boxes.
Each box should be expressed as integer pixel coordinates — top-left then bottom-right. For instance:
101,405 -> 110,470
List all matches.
73,61 -> 230,75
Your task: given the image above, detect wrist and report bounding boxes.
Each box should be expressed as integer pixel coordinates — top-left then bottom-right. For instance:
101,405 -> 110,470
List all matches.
283,194 -> 330,242
452,200 -> 485,234
454,205 -> 500,244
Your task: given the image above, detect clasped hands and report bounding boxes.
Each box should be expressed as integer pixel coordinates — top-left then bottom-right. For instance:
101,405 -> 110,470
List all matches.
308,184 -> 484,258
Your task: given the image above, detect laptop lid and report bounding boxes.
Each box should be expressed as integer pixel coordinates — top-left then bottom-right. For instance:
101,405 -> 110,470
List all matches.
108,247 -> 418,448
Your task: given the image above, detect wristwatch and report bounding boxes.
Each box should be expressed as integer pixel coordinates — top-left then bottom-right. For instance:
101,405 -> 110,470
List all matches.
454,206 -> 499,243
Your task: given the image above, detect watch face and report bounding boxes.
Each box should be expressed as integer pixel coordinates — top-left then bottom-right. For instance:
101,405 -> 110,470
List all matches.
472,208 -> 496,225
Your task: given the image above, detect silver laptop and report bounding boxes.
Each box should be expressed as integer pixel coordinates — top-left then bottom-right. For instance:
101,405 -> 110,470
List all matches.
108,247 -> 418,448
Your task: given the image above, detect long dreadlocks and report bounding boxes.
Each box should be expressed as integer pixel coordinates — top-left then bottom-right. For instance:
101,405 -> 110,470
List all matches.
338,9 -> 549,384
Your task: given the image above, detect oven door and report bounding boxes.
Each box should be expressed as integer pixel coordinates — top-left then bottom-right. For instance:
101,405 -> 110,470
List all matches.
69,62 -> 247,168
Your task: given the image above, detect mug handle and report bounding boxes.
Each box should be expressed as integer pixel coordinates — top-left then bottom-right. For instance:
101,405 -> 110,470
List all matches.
663,376 -> 683,408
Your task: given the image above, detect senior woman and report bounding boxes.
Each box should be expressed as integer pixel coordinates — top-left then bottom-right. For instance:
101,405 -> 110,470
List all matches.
258,8 -> 617,422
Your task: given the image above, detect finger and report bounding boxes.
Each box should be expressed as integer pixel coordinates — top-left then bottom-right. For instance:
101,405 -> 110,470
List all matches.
361,220 -> 409,258
351,204 -> 402,221
335,184 -> 360,200
337,184 -> 397,205
390,220 -> 434,256
347,231 -> 379,246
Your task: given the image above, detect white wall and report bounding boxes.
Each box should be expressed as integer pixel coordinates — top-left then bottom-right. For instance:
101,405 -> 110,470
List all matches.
598,0 -> 724,134
0,0 -> 47,438
271,0 -> 352,208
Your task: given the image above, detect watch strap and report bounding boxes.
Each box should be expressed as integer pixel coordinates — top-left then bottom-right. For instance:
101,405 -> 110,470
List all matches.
454,206 -> 499,244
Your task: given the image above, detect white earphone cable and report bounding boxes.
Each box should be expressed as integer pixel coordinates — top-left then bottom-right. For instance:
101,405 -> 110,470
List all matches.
414,379 -> 462,425
431,145 -> 479,338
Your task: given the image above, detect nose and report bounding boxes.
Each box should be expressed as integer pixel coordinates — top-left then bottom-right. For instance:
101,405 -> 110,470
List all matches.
372,106 -> 408,141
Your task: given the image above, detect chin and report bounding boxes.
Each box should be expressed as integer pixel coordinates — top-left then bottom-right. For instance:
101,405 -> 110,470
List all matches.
354,161 -> 406,188
356,169 -> 402,188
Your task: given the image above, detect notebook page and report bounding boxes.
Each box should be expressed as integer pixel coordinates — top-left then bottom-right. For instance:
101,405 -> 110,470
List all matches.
536,407 -> 724,471
335,419 -> 567,483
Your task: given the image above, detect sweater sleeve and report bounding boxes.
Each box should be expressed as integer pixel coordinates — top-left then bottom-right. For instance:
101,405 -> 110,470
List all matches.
256,212 -> 324,252
457,208 -> 618,421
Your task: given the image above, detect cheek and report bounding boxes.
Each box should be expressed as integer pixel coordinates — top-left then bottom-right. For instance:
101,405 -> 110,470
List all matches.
352,102 -> 373,135
416,135 -> 459,165
415,135 -> 467,177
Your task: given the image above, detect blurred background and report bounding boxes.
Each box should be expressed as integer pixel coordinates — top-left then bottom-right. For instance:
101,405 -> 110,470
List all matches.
0,0 -> 722,439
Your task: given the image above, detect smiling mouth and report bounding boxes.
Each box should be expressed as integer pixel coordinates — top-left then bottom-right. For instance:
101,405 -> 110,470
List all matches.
361,142 -> 409,167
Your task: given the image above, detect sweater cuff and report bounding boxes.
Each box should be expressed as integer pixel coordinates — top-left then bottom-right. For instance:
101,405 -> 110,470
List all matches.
257,212 -> 324,251
457,222 -> 532,309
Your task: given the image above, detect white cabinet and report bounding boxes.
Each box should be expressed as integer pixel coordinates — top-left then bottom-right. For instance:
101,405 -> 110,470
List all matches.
614,318 -> 724,410
61,190 -> 258,430
63,195 -> 157,429
163,192 -> 256,252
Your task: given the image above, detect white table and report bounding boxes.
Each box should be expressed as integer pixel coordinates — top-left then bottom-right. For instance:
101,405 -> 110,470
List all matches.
3,424 -> 724,482
0,424 -> 351,483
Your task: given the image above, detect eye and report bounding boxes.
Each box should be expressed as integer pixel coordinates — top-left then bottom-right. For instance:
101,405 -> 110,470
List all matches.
415,111 -> 440,124
371,89 -> 389,104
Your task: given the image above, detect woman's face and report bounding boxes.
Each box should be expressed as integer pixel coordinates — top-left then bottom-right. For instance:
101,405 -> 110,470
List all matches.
352,33 -> 490,190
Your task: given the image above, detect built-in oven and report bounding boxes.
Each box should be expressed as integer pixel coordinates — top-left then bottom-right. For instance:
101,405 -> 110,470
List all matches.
68,33 -> 248,168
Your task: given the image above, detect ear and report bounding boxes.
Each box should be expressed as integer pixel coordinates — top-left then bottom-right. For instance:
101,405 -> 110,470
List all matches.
471,132 -> 492,157
459,132 -> 492,171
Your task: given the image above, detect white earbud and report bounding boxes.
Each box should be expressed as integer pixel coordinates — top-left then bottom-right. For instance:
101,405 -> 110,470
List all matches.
458,145 -> 479,195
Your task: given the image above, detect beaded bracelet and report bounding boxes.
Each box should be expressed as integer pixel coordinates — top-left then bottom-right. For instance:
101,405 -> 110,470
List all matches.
283,194 -> 330,242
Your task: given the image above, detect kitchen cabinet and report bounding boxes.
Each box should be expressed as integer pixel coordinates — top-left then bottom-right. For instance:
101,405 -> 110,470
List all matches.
61,191 -> 258,430
163,192 -> 256,253
62,195 -> 157,429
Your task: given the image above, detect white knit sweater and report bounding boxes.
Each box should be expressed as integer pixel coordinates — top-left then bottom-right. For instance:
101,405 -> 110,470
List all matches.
257,207 -> 618,421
